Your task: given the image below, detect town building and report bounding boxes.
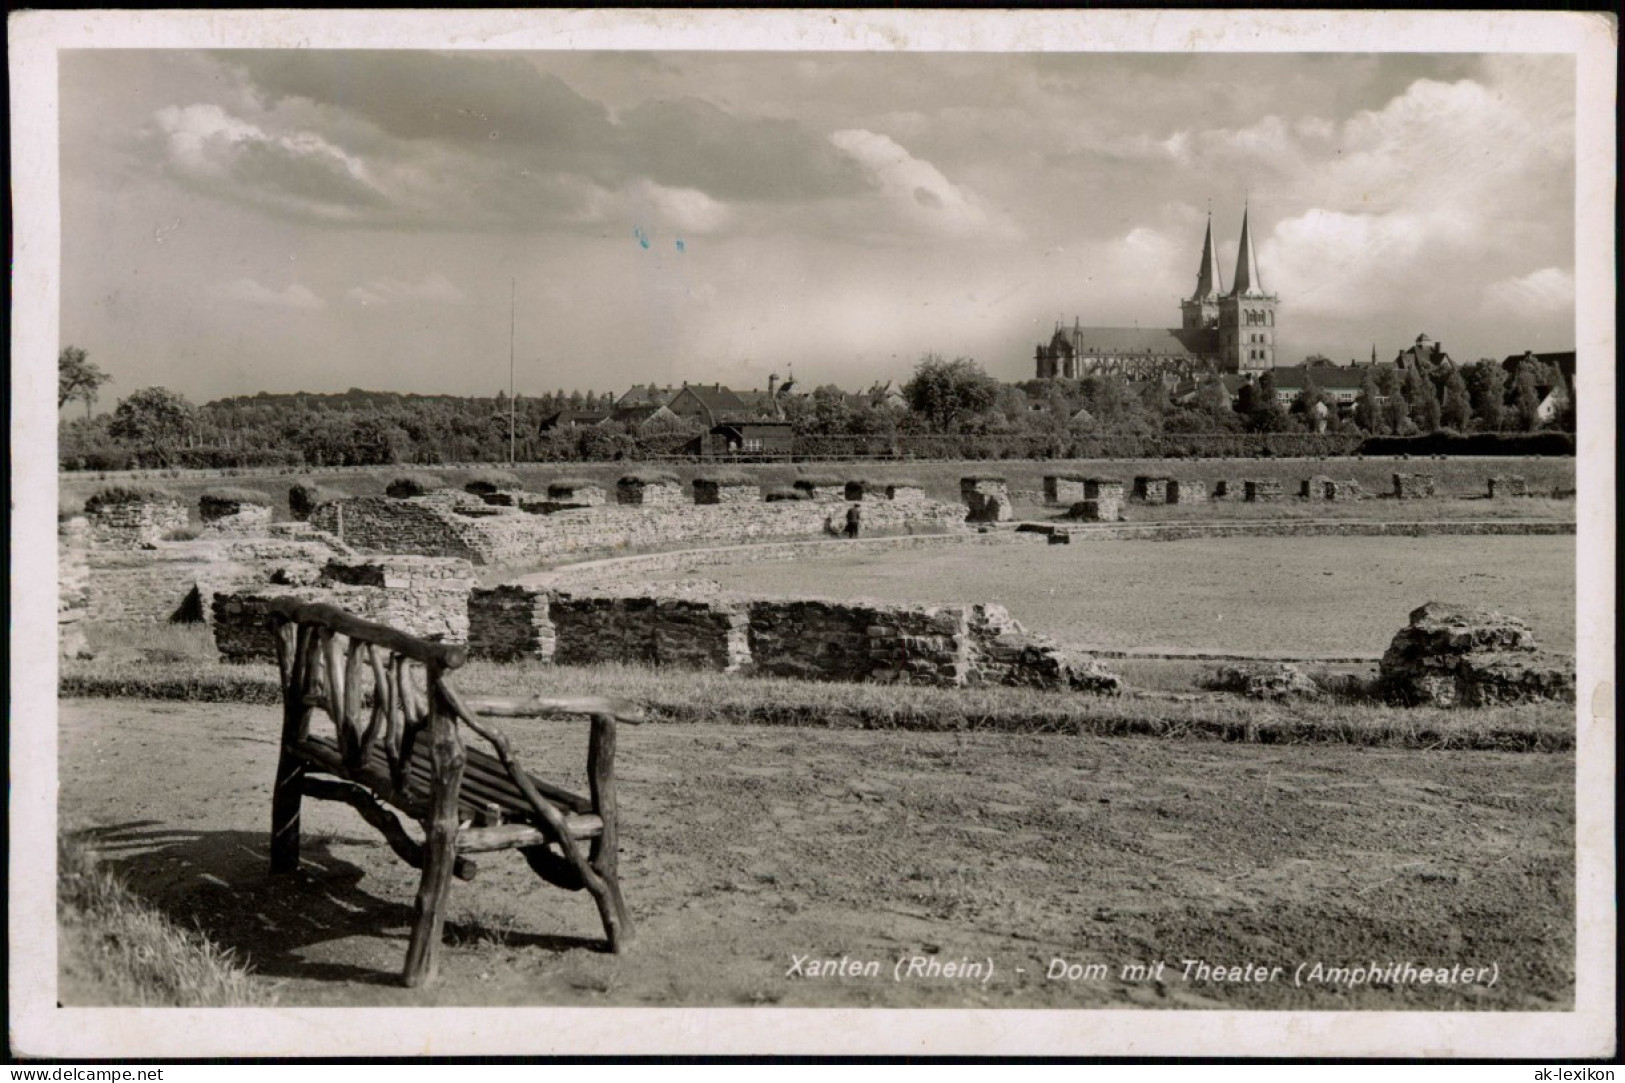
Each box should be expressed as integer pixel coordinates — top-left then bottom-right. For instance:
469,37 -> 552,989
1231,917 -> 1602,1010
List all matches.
1036,206 -> 1279,381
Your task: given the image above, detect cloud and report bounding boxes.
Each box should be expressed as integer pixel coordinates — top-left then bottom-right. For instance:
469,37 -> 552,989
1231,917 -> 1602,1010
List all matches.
215,52 -> 870,210
830,128 -> 1004,238
155,103 -> 390,222
212,277 -> 326,309
1483,268 -> 1575,319
346,273 -> 467,307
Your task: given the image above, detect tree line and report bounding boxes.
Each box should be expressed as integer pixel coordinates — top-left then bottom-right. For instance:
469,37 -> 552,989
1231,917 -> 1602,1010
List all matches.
57,347 -> 1574,471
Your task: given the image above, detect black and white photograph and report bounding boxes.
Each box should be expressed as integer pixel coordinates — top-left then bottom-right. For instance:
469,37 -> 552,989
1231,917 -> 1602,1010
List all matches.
8,8 -> 1615,1060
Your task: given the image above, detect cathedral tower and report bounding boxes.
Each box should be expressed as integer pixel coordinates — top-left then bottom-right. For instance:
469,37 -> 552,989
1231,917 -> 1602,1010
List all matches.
1217,205 -> 1278,373
1180,212 -> 1224,331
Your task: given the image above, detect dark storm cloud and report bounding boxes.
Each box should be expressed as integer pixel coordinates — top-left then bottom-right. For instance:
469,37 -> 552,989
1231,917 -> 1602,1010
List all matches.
215,50 -> 873,206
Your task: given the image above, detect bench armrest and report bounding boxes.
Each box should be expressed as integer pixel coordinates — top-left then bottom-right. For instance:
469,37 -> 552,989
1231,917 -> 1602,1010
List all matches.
461,694 -> 646,725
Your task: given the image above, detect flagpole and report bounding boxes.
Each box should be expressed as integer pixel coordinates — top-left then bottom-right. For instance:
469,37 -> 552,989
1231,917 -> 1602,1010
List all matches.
508,278 -> 516,465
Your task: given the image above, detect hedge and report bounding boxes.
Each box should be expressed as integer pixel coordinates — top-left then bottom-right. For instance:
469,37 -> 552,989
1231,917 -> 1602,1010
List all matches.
84,486 -> 180,513
385,473 -> 444,498
1359,432 -> 1575,457
199,486 -> 272,506
288,482 -> 346,520
462,470 -> 522,495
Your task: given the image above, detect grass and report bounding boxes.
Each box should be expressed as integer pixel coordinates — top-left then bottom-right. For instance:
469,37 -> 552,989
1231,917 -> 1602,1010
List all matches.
59,653 -> 1575,752
57,834 -> 275,1006
83,485 -> 180,514
654,533 -> 1576,656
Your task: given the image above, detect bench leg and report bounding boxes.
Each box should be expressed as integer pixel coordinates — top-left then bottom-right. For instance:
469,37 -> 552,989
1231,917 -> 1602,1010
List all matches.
401,704 -> 466,988
585,869 -> 634,952
269,743 -> 306,875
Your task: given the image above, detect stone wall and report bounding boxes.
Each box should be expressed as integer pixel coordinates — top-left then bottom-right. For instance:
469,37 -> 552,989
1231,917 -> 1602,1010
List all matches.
87,499 -> 189,548
468,585 -> 555,662
1488,475 -> 1528,498
548,484 -> 608,506
961,477 -> 1011,523
1167,479 -> 1207,505
1133,476 -> 1171,503
549,592 -> 751,672
1322,479 -> 1362,501
59,518 -> 91,658
1379,602 -> 1574,708
1393,473 -> 1437,499
464,579 -> 1121,693
1299,475 -> 1331,501
794,481 -> 846,502
308,497 -> 490,562
1212,480 -> 1233,499
200,502 -> 274,537
1044,475 -> 1090,506
85,537 -> 333,626
313,492 -> 967,565
1244,479 -> 1284,503
694,479 -> 759,505
886,484 -> 928,503
617,478 -> 684,505
211,555 -> 475,663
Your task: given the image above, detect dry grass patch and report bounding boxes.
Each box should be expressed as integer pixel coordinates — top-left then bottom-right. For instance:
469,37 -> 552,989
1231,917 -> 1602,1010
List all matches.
58,834 -> 275,1007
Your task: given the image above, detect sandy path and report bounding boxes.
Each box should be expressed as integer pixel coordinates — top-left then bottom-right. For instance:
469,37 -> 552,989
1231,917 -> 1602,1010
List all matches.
59,698 -> 1573,1010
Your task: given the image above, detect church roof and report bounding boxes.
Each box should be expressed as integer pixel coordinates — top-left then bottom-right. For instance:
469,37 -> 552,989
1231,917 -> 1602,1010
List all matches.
1229,206 -> 1269,298
1064,326 -> 1219,358
1190,215 -> 1225,301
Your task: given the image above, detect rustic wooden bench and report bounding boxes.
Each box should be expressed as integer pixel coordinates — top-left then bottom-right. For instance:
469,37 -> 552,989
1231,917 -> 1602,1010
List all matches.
265,597 -> 641,987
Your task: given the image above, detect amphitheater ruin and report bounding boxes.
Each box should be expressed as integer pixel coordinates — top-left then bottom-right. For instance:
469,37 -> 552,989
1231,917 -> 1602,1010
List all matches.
59,466 -> 1575,707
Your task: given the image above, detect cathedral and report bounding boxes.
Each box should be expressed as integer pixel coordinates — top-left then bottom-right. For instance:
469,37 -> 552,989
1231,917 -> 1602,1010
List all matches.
1036,206 -> 1279,381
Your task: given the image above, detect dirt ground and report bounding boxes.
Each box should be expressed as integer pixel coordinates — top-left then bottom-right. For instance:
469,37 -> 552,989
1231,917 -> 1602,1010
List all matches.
642,534 -> 1576,657
58,698 -> 1574,1010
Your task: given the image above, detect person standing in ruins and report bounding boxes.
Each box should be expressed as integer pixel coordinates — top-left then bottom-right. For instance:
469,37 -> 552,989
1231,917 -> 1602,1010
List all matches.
845,502 -> 862,539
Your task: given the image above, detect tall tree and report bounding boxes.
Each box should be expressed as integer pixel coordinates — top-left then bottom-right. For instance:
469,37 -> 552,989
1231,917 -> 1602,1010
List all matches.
902,354 -> 999,433
1439,369 -> 1473,431
1462,360 -> 1508,432
107,387 -> 197,466
1382,381 -> 1412,435
1405,366 -> 1442,432
58,346 -> 112,417
1353,368 -> 1383,433
1511,365 -> 1542,432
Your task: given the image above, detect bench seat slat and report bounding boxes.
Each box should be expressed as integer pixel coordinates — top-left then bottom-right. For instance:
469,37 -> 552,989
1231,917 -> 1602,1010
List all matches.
293,734 -> 601,841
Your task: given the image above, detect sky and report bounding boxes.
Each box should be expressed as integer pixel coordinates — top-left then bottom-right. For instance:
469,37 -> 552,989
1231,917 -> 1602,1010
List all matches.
58,49 -> 1577,405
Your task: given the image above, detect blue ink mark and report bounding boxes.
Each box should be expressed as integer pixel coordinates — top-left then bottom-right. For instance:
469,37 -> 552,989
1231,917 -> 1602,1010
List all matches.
675,239 -> 685,253
633,226 -> 650,249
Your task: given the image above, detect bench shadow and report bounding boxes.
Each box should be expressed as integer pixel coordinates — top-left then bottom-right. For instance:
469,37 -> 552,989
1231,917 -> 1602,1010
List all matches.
68,821 -> 605,989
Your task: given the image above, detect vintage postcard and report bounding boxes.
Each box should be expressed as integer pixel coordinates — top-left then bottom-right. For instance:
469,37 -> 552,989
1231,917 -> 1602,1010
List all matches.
8,8 -> 1616,1059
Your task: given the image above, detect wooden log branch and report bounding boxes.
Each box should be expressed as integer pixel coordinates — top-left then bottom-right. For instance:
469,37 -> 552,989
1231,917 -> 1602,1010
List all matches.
401,672 -> 467,988
341,636 -> 367,770
464,694 -> 646,724
303,776 -> 476,882
265,597 -> 467,669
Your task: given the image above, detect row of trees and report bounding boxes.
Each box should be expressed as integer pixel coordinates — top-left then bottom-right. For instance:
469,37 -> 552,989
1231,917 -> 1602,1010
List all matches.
58,347 -> 1574,470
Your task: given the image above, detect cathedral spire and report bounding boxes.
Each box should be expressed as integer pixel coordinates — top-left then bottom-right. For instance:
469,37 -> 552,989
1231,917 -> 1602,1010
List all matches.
1231,204 -> 1264,297
1191,211 -> 1224,301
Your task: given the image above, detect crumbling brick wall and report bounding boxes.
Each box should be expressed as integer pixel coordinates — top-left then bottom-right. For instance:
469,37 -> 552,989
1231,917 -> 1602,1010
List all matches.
1167,479 -> 1207,504
1243,479 -> 1284,503
468,584 -> 555,662
616,478 -> 684,505
1379,601 -> 1574,707
87,499 -> 189,548
59,518 -> 91,658
960,477 -> 1011,523
1488,475 -> 1528,498
308,497 -> 488,562
1133,476 -> 1172,503
1323,479 -> 1362,501
693,480 -> 759,505
1393,473 -> 1437,499
1299,475 -> 1332,501
1043,475 -> 1090,506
